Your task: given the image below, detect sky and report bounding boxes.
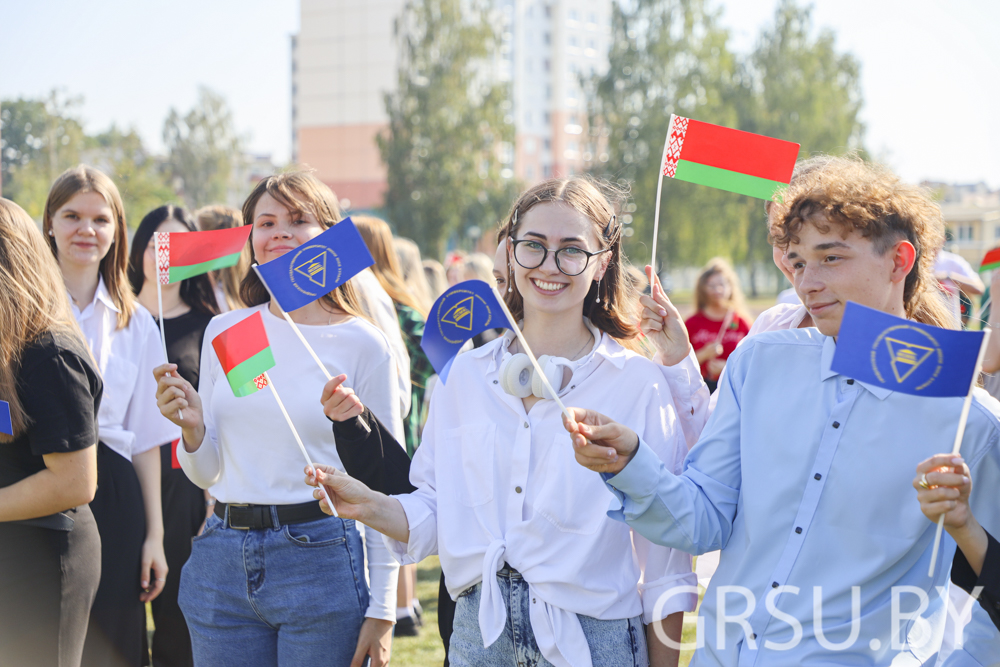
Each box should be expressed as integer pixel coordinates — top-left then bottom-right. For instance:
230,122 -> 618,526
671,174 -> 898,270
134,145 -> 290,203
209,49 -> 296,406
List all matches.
2,0 -> 998,188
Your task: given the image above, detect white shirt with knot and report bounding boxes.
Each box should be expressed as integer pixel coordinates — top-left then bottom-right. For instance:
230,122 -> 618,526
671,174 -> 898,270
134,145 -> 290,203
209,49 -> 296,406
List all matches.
385,328 -> 709,667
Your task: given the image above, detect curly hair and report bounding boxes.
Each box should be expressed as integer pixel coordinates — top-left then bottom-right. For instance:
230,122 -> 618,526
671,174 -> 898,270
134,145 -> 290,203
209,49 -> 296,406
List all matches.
771,156 -> 953,328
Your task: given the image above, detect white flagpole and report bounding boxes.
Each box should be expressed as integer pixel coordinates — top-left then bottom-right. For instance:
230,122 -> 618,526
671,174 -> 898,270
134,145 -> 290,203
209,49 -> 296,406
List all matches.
490,285 -> 572,420
252,264 -> 370,433
263,371 -> 339,518
650,119 -> 673,276
927,328 -> 991,576
155,233 -> 183,420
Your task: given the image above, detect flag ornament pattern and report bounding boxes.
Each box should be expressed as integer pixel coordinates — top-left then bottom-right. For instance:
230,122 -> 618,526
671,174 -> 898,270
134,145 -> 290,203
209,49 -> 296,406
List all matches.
979,247 -> 1000,273
661,114 -> 800,200
420,280 -> 510,382
211,311 -> 276,397
156,225 -> 252,285
254,217 -> 375,313
831,302 -> 984,397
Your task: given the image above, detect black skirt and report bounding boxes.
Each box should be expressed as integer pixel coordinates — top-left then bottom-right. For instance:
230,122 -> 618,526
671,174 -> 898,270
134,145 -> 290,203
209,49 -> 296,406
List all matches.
81,443 -> 147,667
0,504 -> 101,667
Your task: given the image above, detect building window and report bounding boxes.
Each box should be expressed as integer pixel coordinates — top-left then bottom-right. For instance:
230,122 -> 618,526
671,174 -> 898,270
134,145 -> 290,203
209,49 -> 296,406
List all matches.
995,226 -> 1000,239
957,225 -> 974,241
544,32 -> 551,45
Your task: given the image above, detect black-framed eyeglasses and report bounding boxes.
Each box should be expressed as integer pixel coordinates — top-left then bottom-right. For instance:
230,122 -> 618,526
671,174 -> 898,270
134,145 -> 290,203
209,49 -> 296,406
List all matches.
510,239 -> 610,277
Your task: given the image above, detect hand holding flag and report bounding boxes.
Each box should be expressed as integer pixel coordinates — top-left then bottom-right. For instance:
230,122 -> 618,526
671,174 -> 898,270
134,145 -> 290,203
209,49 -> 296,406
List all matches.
830,302 -> 991,576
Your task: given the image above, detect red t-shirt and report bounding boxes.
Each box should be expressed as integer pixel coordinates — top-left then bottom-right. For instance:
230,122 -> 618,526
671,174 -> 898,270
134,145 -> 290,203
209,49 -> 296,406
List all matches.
684,311 -> 751,380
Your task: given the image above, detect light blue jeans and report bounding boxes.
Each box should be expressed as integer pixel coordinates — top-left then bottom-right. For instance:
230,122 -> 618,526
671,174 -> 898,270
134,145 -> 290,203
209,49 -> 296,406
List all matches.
449,566 -> 649,667
178,510 -> 370,667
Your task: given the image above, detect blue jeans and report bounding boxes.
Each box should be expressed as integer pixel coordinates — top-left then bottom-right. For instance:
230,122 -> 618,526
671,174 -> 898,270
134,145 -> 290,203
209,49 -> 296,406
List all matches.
178,510 -> 370,667
449,567 -> 649,667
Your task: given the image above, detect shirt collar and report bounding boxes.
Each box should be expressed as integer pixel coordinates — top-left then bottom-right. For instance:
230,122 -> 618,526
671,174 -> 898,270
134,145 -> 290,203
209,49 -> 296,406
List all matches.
819,335 -> 892,400
70,275 -> 120,318
481,318 -> 626,374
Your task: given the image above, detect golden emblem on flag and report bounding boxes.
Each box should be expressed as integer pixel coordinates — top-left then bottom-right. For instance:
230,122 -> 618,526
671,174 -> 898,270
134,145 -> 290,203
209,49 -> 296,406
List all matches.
287,245 -> 343,297
870,325 -> 943,391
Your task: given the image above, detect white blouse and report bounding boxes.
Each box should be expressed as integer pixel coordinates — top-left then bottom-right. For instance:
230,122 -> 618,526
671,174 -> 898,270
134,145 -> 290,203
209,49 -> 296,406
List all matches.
176,303 -> 402,622
387,329 -> 708,667
352,269 -> 411,419
71,277 -> 179,461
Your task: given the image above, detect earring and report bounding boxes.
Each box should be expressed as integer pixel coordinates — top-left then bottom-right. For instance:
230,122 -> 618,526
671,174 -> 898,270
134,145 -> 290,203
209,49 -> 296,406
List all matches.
48,229 -> 54,236
507,259 -> 513,293
595,276 -> 602,304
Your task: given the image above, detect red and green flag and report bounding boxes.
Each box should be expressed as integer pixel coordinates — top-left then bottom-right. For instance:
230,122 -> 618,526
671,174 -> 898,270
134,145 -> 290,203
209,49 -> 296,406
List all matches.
211,311 -> 275,397
661,115 -> 800,200
980,247 -> 1000,273
156,226 -> 251,285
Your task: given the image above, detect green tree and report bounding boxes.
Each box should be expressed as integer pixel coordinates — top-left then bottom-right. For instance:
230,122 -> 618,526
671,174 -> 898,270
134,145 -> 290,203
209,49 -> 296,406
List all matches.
585,0 -> 745,271
0,91 -> 86,218
162,87 -> 245,210
378,0 -> 517,258
86,125 -> 176,226
734,0 -> 865,293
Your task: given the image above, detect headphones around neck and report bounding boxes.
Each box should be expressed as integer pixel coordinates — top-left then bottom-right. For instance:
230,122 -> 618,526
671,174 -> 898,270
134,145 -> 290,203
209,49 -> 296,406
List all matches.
498,353 -> 571,400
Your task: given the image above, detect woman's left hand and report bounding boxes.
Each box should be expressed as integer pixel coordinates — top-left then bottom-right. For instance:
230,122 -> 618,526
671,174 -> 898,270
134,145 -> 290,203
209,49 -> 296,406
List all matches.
639,266 -> 692,366
139,536 -> 169,602
352,617 -> 393,667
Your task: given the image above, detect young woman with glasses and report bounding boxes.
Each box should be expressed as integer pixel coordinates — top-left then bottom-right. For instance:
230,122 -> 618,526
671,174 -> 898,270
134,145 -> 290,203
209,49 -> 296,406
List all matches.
307,177 -> 710,667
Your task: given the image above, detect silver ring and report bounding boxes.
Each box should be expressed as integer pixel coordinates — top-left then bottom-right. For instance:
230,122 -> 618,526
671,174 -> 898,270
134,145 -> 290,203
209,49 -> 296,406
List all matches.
918,473 -> 930,490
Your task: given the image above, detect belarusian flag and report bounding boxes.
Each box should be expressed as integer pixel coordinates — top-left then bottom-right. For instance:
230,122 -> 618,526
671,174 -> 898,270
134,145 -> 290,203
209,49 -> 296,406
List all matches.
156,226 -> 251,285
662,115 -> 800,200
980,247 -> 1000,273
211,311 -> 276,397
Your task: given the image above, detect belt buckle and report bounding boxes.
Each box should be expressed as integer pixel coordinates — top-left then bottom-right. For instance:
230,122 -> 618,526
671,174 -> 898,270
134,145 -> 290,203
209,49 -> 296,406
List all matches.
227,503 -> 251,530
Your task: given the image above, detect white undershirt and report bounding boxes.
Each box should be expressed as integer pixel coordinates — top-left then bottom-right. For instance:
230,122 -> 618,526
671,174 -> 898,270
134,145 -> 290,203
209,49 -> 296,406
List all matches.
176,303 -> 402,621
71,277 -> 179,460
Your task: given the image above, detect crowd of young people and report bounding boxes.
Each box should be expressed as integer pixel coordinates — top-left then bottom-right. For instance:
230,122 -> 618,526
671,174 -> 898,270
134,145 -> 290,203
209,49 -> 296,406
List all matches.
1,154 -> 998,667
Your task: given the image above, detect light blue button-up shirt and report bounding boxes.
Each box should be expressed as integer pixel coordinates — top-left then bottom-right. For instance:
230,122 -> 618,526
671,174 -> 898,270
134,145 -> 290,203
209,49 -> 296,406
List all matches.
604,328 -> 1000,666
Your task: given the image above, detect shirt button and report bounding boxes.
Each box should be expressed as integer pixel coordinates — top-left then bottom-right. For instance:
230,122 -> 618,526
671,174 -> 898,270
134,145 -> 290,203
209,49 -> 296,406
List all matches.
795,527 -> 802,534
523,422 -> 529,429
751,633 -> 756,640
515,486 -> 522,494
814,473 -> 822,481
771,582 -> 778,588
493,380 -> 498,384
846,379 -> 855,385
832,421 -> 840,429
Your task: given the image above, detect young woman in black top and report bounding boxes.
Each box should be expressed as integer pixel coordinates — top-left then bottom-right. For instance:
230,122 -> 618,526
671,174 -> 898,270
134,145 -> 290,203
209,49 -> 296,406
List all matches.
0,198 -> 103,667
129,205 -> 219,667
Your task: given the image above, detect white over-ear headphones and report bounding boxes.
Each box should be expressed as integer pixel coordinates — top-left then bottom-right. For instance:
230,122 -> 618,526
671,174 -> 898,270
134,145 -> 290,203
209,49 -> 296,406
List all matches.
498,354 -> 570,400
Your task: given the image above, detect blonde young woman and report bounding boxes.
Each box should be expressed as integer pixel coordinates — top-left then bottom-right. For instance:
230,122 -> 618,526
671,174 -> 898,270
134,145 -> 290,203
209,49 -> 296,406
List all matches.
153,172 -> 401,667
307,177 -> 709,667
0,198 -> 102,667
43,166 -> 178,667
683,258 -> 751,392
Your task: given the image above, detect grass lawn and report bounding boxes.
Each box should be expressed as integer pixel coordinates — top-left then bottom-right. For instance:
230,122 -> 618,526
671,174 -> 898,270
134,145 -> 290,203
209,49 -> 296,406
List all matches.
391,556 -> 703,667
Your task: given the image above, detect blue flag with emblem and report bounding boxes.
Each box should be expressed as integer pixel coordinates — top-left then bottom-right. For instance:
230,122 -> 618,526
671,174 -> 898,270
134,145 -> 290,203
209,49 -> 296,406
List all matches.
421,279 -> 511,382
831,302 -> 984,397
254,217 -> 375,313
0,400 -> 11,436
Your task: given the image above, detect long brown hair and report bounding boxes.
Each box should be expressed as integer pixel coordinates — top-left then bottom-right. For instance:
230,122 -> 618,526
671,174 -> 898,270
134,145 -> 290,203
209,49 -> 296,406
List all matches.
393,237 -> 432,313
43,165 -> 135,329
0,199 -> 87,441
773,156 -> 953,328
195,205 -> 249,310
354,216 -> 427,317
499,176 -> 639,342
238,172 -> 367,320
694,257 -> 751,323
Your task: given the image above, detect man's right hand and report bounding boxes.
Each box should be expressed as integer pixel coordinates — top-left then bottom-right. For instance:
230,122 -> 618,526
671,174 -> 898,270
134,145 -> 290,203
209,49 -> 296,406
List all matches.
562,407 -> 640,475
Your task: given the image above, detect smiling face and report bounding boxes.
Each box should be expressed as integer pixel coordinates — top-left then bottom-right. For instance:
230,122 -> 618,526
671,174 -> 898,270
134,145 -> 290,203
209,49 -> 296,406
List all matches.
509,201 -> 607,319
251,192 -> 327,265
50,191 -> 116,271
787,213 -> 911,336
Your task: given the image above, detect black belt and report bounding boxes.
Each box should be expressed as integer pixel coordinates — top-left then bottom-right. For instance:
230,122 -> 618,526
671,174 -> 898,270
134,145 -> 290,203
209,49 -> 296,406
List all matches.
215,501 -> 328,530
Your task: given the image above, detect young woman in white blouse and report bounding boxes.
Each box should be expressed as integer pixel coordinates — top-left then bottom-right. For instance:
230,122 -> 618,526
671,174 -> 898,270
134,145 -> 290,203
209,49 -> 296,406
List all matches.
309,177 -> 709,667
43,166 -> 178,666
153,172 -> 400,667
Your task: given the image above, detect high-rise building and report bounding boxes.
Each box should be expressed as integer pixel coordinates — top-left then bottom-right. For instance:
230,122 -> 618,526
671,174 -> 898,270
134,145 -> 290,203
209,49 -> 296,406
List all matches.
292,0 -> 612,210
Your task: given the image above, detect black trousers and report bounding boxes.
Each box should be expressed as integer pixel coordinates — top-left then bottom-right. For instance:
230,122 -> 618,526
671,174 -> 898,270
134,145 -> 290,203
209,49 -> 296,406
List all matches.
0,505 -> 101,667
82,443 -> 147,667
147,442 -> 203,667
